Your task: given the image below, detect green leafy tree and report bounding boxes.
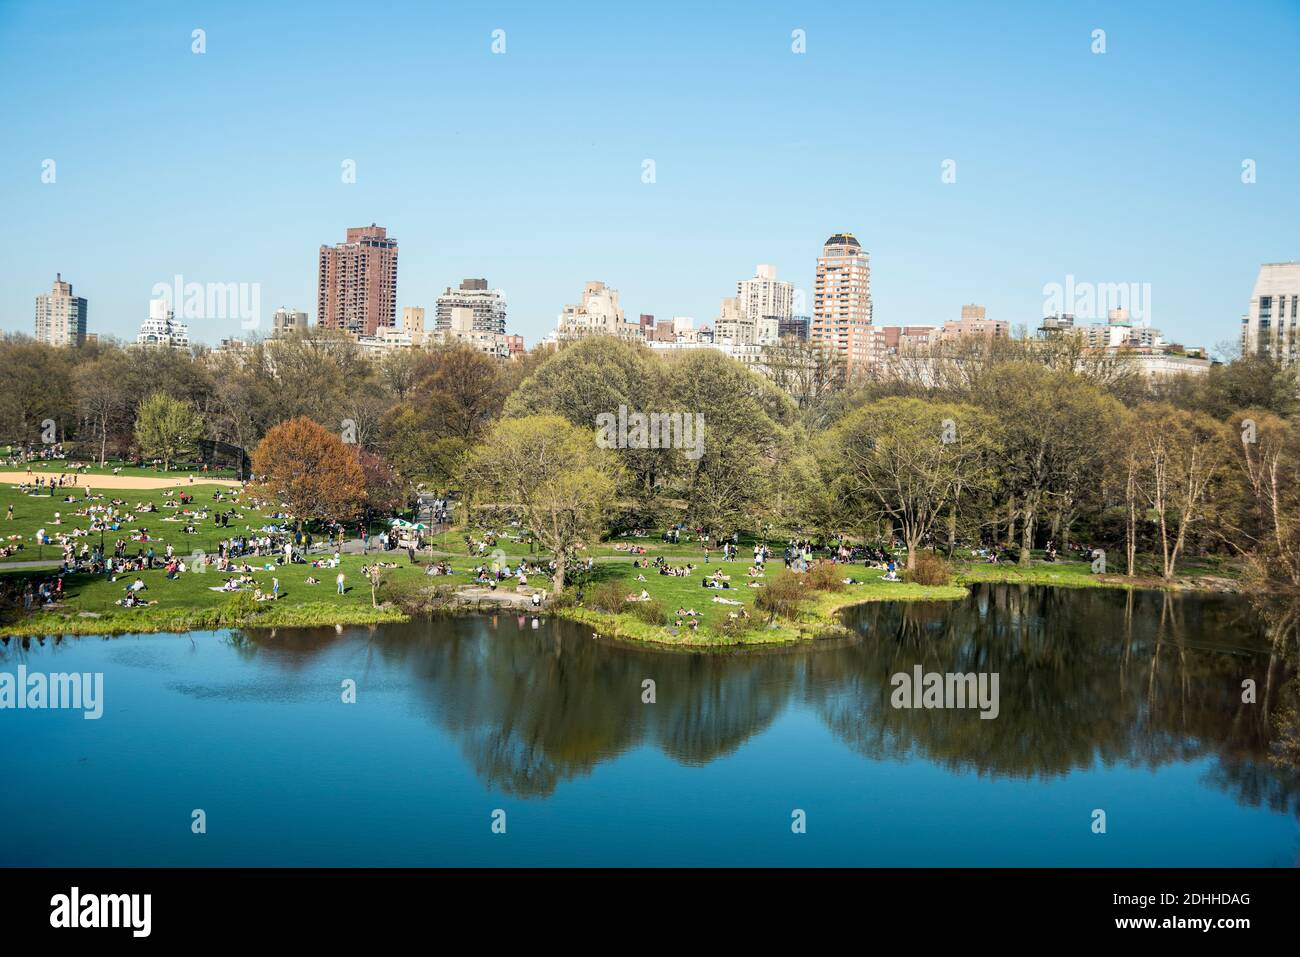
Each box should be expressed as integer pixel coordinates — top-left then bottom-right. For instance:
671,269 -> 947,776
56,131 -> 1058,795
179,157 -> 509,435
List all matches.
824,398 -> 997,568
465,415 -> 621,592
133,391 -> 203,470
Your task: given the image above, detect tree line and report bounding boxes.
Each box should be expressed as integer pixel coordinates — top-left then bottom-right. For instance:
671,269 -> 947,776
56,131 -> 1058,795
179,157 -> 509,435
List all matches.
1,329 -> 1297,594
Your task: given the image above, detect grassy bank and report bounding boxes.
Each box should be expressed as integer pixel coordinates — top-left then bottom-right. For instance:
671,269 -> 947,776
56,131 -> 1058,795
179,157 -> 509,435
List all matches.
0,491 -> 1251,642
549,560 -> 969,647
955,555 -> 1246,591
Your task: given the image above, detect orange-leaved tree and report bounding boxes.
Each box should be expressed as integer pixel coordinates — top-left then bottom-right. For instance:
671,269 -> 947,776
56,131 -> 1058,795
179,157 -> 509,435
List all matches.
250,417 -> 365,533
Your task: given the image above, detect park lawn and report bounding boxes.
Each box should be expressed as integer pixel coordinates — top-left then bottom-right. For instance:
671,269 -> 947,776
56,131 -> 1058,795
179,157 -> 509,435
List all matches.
0,553 -> 472,636
560,558 -> 969,647
956,553 -> 1247,590
0,481 -> 267,565
1,453 -> 239,481
956,559 -> 1110,589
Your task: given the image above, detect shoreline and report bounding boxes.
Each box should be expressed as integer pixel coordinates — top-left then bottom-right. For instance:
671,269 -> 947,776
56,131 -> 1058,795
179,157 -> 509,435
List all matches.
0,561 -> 1259,642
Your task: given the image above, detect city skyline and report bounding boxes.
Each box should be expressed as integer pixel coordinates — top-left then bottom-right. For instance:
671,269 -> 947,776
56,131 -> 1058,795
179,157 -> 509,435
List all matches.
1,1 -> 1297,349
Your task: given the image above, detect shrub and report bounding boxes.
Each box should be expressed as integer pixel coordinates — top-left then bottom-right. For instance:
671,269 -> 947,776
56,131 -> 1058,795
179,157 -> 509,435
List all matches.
713,613 -> 755,641
805,560 -> 846,592
905,552 -> 953,587
221,590 -> 260,623
546,588 -> 577,611
588,580 -> 629,615
628,598 -> 667,626
754,570 -> 808,620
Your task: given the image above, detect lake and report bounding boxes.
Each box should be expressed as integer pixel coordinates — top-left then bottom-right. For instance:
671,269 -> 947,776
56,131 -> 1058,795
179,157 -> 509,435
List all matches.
1,584 -> 1297,866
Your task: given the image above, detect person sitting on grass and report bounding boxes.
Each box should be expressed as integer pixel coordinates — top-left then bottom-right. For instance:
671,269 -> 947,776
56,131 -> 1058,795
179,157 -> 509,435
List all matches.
305,575 -> 320,585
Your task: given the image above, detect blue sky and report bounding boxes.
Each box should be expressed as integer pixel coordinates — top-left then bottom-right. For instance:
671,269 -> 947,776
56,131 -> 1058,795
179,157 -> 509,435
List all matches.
1,0 -> 1296,350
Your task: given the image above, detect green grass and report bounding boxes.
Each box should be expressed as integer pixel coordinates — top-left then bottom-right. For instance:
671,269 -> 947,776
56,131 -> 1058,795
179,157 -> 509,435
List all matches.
1,452 -> 240,480
0,474 -> 478,635
0,554 -> 467,636
956,559 -> 1112,589
0,481 -> 253,565
955,554 -> 1247,590
551,558 -> 969,647
0,494 -> 1251,642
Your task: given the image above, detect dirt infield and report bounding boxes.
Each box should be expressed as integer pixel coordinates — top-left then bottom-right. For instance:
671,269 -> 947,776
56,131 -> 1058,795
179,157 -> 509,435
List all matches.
0,472 -> 242,490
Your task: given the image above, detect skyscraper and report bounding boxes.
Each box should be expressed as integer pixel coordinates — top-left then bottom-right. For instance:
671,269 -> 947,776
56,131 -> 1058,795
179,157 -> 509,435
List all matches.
434,279 -> 506,334
317,224 -> 399,336
34,274 -> 88,347
812,233 -> 873,374
737,264 -> 794,345
1241,262 -> 1300,365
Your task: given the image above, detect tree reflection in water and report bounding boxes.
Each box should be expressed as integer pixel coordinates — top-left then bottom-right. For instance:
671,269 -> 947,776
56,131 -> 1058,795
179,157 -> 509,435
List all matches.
227,585 -> 1299,811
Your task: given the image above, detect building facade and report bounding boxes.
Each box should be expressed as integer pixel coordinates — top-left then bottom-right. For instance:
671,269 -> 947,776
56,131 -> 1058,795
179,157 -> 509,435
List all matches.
554,281 -> 644,342
317,224 -> 399,336
779,316 -> 811,340
34,274 -> 88,347
271,307 -> 307,337
434,279 -> 507,334
429,305 -> 512,358
714,296 -> 755,345
737,264 -> 794,345
136,299 -> 191,351
1241,262 -> 1300,365
401,306 -> 426,339
812,233 -> 873,376
937,305 -> 1010,343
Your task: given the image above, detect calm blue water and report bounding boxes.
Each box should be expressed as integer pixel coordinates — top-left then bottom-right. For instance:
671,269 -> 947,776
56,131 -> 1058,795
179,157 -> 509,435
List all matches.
1,584 -> 1297,866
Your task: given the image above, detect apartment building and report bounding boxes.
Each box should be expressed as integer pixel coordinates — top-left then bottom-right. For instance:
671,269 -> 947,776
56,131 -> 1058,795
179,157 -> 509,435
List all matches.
812,233 -> 873,376
434,279 -> 507,335
34,274 -> 88,347
1241,262 -> 1300,365
317,224 -> 399,337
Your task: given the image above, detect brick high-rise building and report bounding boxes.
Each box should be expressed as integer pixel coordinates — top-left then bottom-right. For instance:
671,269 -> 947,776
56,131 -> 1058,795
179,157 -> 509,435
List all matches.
812,233 -> 873,375
317,224 -> 399,336
34,273 -> 88,347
